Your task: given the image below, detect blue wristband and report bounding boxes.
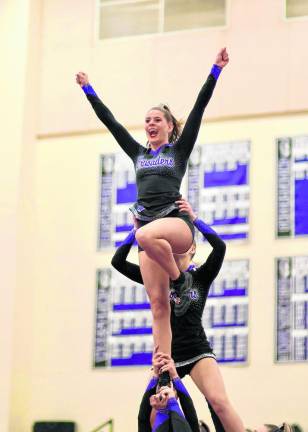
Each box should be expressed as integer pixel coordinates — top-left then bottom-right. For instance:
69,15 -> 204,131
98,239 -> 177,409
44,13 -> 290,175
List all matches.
211,64 -> 222,80
82,84 -> 98,97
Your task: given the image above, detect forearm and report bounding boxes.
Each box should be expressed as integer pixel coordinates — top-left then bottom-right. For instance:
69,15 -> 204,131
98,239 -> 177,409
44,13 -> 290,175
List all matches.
173,378 -> 200,432
138,379 -> 158,432
81,84 -> 141,159
194,218 -> 226,282
193,218 -> 226,251
177,64 -> 221,158
111,229 -> 143,284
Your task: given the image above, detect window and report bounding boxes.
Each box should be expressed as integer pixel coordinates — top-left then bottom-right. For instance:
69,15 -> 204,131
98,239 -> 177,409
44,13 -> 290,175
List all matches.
286,0 -> 308,18
98,0 -> 226,40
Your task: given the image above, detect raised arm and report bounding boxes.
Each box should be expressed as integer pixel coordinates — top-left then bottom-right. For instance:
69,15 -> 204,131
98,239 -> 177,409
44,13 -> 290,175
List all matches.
176,48 -> 229,160
138,375 -> 159,432
111,229 -> 143,284
76,72 -> 143,160
177,199 -> 226,284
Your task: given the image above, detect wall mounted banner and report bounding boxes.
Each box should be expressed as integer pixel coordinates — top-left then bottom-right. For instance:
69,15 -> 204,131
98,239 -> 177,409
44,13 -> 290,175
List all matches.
99,153 -> 136,249
187,141 -> 250,241
94,259 -> 249,367
277,136 -> 308,237
276,256 -> 308,362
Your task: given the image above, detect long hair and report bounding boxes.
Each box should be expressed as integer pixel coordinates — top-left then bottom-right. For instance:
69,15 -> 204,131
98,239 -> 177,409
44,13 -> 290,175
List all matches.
150,104 -> 182,144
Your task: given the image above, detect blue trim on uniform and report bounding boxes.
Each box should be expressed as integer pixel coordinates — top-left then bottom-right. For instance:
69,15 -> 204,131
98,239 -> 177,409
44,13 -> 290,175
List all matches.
82,84 -> 98,97
172,377 -> 189,396
194,218 -> 217,236
148,143 -> 173,156
167,397 -> 185,417
153,410 -> 169,431
121,229 -> 136,245
211,64 -> 222,80
146,376 -> 159,392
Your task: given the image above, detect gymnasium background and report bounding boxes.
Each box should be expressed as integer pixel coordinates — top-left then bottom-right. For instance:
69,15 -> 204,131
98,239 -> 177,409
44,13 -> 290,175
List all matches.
1,0 -> 308,431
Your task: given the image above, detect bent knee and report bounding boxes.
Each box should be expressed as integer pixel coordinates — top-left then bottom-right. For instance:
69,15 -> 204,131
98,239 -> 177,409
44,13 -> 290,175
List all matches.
135,228 -> 154,248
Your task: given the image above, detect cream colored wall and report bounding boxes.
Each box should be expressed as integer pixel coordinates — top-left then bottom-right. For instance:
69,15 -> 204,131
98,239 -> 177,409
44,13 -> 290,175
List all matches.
0,0 -> 38,430
4,0 -> 308,431
38,0 -> 308,136
29,113 -> 308,432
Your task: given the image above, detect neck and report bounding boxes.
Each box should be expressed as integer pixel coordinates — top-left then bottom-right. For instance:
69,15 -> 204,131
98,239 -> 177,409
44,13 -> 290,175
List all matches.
175,257 -> 191,272
149,138 -> 169,150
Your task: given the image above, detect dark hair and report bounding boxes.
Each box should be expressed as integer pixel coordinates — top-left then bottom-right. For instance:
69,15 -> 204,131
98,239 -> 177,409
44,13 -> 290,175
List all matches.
150,104 -> 182,144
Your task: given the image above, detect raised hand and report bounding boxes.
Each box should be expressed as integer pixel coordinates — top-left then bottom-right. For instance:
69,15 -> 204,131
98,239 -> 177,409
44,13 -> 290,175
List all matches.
76,71 -> 89,86
215,47 -> 229,68
158,356 -> 179,380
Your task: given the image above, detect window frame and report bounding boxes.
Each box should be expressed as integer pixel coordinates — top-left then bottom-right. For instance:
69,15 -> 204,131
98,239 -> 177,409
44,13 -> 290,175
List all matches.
95,0 -> 229,42
284,0 -> 308,21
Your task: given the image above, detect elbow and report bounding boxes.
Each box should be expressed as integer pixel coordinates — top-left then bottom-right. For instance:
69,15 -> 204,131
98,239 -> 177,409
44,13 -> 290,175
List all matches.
220,240 -> 226,256
111,256 -> 120,270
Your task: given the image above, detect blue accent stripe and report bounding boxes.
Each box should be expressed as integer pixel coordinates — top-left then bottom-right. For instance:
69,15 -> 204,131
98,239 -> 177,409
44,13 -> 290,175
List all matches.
211,64 -> 222,80
295,157 -> 308,163
217,357 -> 246,363
111,352 -> 152,366
209,288 -> 247,297
212,323 -> 246,328
194,218 -> 218,235
112,327 -> 152,336
212,216 -> 247,225
167,398 -> 184,418
149,143 -> 172,156
173,378 -> 189,396
82,84 -> 97,97
146,376 -> 159,391
116,183 -> 137,204
204,164 -> 248,187
114,239 -> 138,247
113,303 -> 150,311
115,224 -> 134,233
153,411 -> 169,432
220,233 -> 248,240
295,179 -> 308,235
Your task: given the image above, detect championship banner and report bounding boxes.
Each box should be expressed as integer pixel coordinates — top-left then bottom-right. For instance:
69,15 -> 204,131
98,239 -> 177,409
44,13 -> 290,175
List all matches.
277,136 -> 308,237
94,259 -> 249,367
276,256 -> 308,362
187,141 -> 250,241
98,153 -> 136,249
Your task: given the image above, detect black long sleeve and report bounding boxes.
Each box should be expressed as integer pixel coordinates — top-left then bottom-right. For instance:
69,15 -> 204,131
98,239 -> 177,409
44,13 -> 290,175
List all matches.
111,230 -> 143,284
82,85 -> 143,160
192,218 -> 226,288
173,378 -> 199,432
177,71 -> 218,160
138,377 -> 158,432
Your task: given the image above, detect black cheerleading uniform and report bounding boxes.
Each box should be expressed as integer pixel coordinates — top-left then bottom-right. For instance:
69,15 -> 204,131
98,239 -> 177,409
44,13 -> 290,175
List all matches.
138,376 -> 199,432
81,65 -> 222,221
111,218 -> 226,364
112,219 -> 226,432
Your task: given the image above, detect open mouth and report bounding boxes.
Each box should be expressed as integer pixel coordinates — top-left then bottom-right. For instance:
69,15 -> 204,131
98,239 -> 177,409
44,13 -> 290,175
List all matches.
149,129 -> 158,138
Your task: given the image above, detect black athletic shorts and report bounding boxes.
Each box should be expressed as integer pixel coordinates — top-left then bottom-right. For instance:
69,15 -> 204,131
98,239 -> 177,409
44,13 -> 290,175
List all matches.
176,354 -> 217,379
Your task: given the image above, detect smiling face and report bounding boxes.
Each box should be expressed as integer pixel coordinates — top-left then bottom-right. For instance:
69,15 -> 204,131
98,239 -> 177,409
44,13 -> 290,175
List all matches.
145,109 -> 173,148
